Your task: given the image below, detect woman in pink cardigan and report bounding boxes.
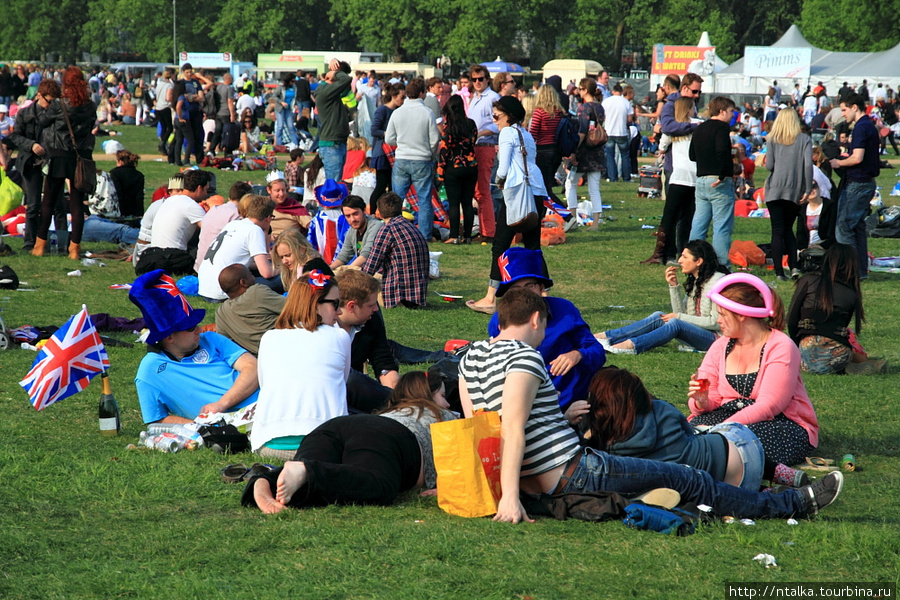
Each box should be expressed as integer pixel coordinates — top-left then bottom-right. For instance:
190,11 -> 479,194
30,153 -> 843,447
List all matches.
687,273 -> 818,484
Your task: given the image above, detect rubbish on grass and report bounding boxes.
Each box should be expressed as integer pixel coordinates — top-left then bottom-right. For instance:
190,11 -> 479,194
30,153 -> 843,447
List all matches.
841,454 -> 856,471
434,292 -> 462,302
67,270 -> 82,277
752,553 -> 778,568
786,518 -> 798,526
740,518 -> 756,526
641,225 -> 654,229
109,284 -> 132,290
697,504 -> 712,512
723,516 -> 735,524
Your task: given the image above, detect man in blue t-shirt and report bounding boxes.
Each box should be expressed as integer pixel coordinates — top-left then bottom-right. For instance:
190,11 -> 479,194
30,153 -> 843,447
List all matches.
130,269 -> 259,424
830,93 -> 881,278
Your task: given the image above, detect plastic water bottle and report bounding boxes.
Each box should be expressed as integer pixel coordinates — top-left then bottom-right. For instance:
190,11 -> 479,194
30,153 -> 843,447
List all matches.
147,423 -> 204,447
49,233 -> 59,255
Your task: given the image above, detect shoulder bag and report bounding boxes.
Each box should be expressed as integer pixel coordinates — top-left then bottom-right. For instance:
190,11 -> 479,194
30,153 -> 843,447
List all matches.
504,126 -> 540,232
585,103 -> 608,147
60,101 -> 97,195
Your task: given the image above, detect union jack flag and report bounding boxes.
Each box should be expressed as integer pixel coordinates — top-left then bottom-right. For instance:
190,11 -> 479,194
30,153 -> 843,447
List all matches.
542,197 -> 572,218
154,273 -> 191,316
19,307 -> 110,411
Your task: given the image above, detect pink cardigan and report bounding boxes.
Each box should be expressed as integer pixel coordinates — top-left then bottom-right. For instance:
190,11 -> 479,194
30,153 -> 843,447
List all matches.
689,329 -> 819,447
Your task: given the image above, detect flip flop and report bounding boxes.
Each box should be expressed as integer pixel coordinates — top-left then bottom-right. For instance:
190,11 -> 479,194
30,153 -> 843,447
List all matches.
465,300 -> 496,315
221,463 -> 249,483
633,488 -> 681,510
804,457 -> 839,472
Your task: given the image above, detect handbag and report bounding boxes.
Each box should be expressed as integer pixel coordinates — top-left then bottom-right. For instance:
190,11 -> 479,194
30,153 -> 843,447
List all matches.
0,167 -> 24,216
60,101 -> 97,195
430,411 -> 502,518
585,104 -> 608,147
505,126 -> 540,232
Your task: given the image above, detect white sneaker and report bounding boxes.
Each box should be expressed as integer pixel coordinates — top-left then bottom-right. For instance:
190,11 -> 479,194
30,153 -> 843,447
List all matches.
607,344 -> 636,355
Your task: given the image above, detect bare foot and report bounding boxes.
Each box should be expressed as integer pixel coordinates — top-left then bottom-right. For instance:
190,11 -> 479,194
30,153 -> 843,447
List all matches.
254,478 -> 286,514
275,461 -> 308,505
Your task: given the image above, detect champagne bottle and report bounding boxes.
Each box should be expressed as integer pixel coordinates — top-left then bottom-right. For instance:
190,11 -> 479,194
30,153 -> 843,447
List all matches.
98,372 -> 121,436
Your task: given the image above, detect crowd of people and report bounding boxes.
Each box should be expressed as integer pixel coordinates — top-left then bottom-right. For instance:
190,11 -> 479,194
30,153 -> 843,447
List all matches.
6,59 -> 895,525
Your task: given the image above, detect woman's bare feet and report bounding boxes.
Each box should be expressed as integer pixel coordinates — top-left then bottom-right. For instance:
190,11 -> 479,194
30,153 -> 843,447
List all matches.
254,478 -> 286,514
465,299 -> 496,315
275,461 -> 308,505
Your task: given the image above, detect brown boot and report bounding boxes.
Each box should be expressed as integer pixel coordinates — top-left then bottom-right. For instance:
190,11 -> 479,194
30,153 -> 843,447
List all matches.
31,237 -> 47,257
68,242 -> 81,260
640,230 -> 666,265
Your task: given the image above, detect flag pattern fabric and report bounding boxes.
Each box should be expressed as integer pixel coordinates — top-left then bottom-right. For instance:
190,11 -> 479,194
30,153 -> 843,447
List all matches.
19,307 -> 110,411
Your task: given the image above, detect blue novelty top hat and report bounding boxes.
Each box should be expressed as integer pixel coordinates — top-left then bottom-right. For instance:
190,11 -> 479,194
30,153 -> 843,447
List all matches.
315,179 -> 349,209
495,247 -> 553,297
129,270 -> 206,345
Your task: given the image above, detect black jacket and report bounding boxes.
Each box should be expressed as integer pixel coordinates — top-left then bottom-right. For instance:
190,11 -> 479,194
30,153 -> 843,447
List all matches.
797,197 -> 837,251
38,98 -> 96,157
7,101 -> 47,172
349,310 -> 399,375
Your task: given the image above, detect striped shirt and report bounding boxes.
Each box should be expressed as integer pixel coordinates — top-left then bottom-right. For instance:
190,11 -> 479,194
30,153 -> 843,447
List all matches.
460,340 -> 580,477
529,108 -> 562,146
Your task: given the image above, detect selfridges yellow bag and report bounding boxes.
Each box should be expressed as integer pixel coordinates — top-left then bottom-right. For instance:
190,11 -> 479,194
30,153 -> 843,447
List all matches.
430,411 -> 502,518
0,169 -> 24,217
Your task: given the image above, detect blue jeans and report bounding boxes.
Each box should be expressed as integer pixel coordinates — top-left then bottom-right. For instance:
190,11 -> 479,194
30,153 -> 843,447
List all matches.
319,143 -> 347,182
690,176 -> 735,267
604,311 -> 717,354
82,216 -> 139,245
835,180 -> 875,277
562,448 -> 810,519
275,109 -> 298,146
392,158 -> 436,240
706,422 -> 765,491
605,136 -> 631,182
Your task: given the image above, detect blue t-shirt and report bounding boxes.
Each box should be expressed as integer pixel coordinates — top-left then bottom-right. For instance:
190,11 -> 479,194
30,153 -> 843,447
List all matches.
184,79 -> 201,112
284,87 -> 296,107
135,332 -> 258,423
846,114 -> 881,182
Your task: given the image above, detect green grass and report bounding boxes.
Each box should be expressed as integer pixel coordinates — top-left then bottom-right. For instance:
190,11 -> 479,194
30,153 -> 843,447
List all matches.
1,126 -> 898,599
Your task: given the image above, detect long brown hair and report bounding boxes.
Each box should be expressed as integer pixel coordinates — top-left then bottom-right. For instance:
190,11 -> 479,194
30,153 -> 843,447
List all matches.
817,243 -> 864,333
378,371 -> 444,421
720,282 -> 786,331
583,367 -> 652,450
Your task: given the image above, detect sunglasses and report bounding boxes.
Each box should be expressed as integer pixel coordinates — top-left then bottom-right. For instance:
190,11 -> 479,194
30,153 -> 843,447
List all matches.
472,77 -> 486,82
492,113 -> 504,120
319,298 -> 341,308
689,88 -> 701,95
506,79 -> 515,84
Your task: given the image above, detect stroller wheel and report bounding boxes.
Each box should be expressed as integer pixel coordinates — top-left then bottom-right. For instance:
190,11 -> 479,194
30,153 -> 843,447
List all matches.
0,332 -> 10,350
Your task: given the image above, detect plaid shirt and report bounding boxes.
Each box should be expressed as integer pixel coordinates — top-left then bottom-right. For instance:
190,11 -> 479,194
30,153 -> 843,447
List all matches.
363,216 -> 430,308
382,143 -> 449,225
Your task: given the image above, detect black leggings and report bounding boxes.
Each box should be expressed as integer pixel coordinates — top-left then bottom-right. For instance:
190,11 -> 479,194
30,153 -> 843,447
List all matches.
156,107 -> 173,154
659,183 -> 696,261
173,118 -> 194,166
768,199 -> 800,276
371,168 -> 392,214
38,176 -> 85,245
535,144 -> 562,205
241,415 -> 421,509
489,198 -> 546,283
443,166 -> 477,238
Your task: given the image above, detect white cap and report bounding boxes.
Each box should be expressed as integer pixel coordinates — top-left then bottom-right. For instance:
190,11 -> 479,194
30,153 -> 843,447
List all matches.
266,170 -> 285,183
0,104 -> 8,113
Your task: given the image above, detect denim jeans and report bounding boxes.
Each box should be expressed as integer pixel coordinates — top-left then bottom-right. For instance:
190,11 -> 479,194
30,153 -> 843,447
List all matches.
836,180 -> 876,277
319,143 -> 347,182
605,136 -> 631,182
690,176 -> 736,267
346,369 -> 391,413
275,109 -> 298,146
706,422 -> 765,491
604,311 -> 717,354
82,216 -> 139,245
561,448 -> 809,519
392,158 -> 436,240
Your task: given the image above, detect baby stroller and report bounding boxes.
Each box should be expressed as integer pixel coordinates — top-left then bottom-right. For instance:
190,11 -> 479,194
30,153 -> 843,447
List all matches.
637,166 -> 663,198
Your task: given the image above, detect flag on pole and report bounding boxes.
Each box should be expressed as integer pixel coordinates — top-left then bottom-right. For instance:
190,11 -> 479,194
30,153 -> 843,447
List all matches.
19,306 -> 110,411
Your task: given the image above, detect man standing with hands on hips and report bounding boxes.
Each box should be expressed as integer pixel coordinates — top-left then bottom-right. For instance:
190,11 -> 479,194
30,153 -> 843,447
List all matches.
830,93 -> 880,279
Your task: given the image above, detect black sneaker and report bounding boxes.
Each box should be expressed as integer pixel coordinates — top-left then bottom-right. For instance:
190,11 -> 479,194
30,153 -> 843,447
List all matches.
803,471 -> 843,516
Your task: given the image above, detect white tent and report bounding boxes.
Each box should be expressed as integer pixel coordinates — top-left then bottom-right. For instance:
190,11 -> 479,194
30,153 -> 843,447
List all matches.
698,31 -> 730,74
714,24 -> 900,95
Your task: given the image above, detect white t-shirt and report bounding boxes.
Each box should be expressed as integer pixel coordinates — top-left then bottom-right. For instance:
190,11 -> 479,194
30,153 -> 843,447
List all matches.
601,94 -> 632,137
194,202 -> 240,272
236,94 -> 256,117
149,194 -> 206,250
133,198 -> 165,264
669,119 -> 702,187
197,218 -> 268,300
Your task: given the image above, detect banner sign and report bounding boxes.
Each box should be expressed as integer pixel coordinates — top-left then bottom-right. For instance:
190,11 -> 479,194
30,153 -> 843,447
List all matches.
651,45 -> 717,76
179,52 -> 233,68
743,47 -> 812,79
257,53 -> 325,71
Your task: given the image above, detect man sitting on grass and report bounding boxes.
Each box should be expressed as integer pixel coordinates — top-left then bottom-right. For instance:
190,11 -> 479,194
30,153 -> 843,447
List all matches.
215,263 -> 286,356
130,269 -> 259,424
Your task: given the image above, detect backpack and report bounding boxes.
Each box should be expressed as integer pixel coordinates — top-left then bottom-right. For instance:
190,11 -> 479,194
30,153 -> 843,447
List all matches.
202,88 -> 220,118
555,114 -> 581,156
87,171 -> 120,218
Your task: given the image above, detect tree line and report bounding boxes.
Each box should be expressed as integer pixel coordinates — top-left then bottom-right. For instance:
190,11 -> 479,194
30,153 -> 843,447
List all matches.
2,0 -> 897,72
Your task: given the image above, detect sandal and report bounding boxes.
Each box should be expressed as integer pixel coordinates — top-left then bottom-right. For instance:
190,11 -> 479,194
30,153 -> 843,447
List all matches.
465,299 -> 496,315
804,457 -> 839,472
221,463 -> 249,483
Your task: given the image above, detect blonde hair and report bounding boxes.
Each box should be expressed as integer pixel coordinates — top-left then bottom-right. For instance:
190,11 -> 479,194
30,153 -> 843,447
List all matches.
534,85 -> 562,116
768,108 -> 801,146
670,97 -> 695,143
521,93 -> 536,128
273,229 -> 320,291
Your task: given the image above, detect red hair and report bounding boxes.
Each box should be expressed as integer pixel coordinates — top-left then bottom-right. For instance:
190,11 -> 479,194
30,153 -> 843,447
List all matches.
584,367 -> 652,450
62,67 -> 90,107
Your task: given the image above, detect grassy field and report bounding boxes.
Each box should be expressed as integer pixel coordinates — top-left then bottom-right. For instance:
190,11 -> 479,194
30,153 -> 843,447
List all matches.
1,125 -> 898,599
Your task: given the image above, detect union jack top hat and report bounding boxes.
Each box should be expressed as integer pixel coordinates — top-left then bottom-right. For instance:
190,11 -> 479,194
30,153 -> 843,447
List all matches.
129,270 -> 206,345
495,247 -> 553,298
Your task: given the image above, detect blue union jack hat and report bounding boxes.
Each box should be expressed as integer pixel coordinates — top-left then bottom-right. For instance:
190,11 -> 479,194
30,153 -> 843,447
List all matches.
129,270 -> 206,345
495,248 -> 553,298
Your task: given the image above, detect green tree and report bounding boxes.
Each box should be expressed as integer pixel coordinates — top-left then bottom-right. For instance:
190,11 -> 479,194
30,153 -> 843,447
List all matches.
800,0 -> 900,52
1,0 -> 90,62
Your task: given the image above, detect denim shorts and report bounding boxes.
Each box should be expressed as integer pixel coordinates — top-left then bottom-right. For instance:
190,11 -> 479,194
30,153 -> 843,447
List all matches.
707,422 -> 764,491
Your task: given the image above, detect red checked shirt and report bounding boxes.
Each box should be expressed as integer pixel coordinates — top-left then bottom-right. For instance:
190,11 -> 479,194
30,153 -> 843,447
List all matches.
362,216 -> 430,308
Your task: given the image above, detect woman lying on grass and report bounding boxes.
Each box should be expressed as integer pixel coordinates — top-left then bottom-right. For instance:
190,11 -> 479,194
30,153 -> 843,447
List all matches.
243,370 -> 456,514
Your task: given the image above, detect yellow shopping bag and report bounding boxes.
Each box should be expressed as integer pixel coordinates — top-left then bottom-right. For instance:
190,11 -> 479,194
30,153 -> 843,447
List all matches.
430,411 -> 502,518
